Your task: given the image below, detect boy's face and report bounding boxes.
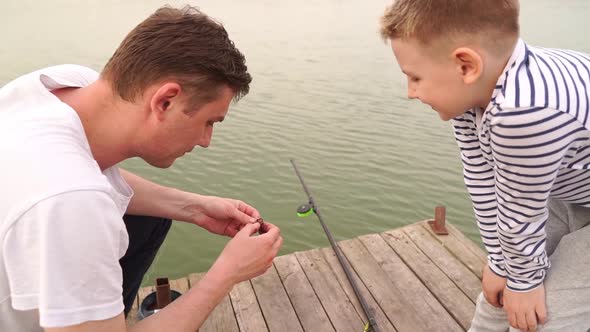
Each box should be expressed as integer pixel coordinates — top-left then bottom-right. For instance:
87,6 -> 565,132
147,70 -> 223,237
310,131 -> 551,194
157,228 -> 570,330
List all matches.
391,38 -> 474,121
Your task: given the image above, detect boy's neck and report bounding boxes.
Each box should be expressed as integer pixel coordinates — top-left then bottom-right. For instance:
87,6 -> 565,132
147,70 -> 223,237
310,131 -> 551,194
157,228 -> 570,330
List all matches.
475,38 -> 519,110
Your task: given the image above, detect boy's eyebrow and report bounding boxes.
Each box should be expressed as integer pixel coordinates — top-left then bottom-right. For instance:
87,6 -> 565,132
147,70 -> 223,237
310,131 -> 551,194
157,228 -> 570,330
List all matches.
401,69 -> 417,77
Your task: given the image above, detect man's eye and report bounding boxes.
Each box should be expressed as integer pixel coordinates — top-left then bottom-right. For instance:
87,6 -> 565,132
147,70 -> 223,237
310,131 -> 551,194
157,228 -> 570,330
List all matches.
207,121 -> 214,127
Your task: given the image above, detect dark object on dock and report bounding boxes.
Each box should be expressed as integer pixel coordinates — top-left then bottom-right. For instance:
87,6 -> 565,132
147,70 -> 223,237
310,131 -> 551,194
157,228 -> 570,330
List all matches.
428,206 -> 449,235
138,277 -> 182,319
290,159 -> 381,332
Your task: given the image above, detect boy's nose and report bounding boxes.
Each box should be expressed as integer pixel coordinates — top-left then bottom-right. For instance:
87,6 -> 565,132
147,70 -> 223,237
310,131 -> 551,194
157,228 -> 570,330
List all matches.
407,88 -> 418,99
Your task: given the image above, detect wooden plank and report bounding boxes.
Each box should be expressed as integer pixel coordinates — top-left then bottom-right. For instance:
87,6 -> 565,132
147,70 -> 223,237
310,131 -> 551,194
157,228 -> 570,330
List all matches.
420,222 -> 486,279
188,273 -> 240,332
445,223 -> 488,263
251,265 -> 304,331
403,225 -> 482,302
169,277 -> 190,295
274,254 -> 335,332
379,229 -> 474,330
340,237 -> 462,332
296,249 -> 365,332
320,247 -> 397,332
230,280 -> 269,332
125,294 -> 140,326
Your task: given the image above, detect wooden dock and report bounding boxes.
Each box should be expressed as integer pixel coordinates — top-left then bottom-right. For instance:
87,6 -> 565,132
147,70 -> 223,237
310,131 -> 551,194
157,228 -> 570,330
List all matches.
127,219 -> 486,331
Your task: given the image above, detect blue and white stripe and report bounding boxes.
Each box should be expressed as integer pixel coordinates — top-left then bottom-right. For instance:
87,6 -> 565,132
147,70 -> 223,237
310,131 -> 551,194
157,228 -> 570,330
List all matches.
452,39 -> 590,291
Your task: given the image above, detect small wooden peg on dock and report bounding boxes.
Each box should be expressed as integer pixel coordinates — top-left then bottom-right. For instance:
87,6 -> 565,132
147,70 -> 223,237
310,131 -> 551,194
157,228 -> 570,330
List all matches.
428,206 -> 449,235
155,277 -> 172,309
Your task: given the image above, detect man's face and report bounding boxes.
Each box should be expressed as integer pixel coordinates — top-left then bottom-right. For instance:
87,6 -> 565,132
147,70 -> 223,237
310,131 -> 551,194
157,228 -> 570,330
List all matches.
391,38 -> 472,121
144,85 -> 234,168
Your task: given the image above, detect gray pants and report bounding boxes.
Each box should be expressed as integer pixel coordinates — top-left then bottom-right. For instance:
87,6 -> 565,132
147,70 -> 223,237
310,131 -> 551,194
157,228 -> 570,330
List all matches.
469,199 -> 590,332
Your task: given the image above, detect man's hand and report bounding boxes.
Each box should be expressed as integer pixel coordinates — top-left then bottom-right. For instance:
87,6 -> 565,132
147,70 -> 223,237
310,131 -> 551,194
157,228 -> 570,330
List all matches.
503,284 -> 547,332
182,195 -> 260,237
211,222 -> 283,283
482,263 -> 507,308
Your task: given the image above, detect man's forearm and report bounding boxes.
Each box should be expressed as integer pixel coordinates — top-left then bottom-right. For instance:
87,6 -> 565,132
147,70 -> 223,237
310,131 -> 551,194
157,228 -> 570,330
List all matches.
129,267 -> 234,332
121,169 -> 201,221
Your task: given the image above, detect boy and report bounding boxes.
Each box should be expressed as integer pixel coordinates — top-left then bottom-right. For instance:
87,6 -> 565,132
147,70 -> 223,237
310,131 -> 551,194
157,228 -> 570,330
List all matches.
0,6 -> 283,332
381,1 -> 590,331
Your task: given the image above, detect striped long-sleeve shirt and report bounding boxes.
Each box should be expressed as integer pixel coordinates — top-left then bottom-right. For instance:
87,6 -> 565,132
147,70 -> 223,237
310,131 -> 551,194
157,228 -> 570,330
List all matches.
452,39 -> 590,291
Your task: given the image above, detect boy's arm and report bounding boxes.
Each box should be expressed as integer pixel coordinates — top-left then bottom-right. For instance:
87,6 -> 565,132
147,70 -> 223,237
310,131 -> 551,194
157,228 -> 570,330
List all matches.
452,112 -> 506,276
489,107 -> 585,292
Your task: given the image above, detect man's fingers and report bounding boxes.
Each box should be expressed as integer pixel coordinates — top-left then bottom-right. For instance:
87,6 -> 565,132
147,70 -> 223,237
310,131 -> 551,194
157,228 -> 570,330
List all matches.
237,222 -> 260,237
236,200 -> 260,220
260,222 -> 281,239
272,235 -> 284,253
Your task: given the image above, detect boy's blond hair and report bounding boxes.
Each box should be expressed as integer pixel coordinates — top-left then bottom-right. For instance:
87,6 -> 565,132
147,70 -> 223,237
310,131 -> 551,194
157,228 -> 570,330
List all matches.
380,0 -> 519,50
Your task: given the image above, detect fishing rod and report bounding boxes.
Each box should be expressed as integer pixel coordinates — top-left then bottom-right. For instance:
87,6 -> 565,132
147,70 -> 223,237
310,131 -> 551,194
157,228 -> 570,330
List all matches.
290,159 -> 380,332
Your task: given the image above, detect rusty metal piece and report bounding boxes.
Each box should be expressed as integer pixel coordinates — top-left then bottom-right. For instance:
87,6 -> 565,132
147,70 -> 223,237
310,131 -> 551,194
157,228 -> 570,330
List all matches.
256,218 -> 267,234
155,277 -> 172,309
428,206 -> 449,235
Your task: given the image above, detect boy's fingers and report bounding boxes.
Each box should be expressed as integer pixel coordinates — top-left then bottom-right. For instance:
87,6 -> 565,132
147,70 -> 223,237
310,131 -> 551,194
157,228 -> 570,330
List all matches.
484,291 -> 501,308
516,312 -> 528,332
526,311 -> 537,332
536,304 -> 547,324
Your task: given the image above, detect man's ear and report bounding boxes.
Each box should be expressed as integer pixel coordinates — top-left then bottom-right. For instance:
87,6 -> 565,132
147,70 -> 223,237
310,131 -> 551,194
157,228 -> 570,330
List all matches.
150,82 -> 182,120
452,47 -> 483,84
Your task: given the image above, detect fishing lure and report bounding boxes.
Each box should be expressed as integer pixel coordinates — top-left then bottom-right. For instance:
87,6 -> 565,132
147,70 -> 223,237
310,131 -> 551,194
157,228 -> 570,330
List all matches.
256,217 -> 267,234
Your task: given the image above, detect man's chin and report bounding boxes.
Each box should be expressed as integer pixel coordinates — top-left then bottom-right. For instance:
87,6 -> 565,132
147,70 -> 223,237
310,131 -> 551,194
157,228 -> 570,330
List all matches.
145,158 -> 176,169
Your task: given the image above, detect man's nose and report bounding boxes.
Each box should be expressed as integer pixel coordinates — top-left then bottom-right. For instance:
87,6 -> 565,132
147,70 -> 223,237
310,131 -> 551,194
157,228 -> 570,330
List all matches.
199,131 -> 212,148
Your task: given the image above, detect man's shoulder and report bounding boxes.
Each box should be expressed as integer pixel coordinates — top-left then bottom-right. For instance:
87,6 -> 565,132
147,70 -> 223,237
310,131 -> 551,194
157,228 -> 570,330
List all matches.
37,64 -> 99,89
0,64 -> 98,96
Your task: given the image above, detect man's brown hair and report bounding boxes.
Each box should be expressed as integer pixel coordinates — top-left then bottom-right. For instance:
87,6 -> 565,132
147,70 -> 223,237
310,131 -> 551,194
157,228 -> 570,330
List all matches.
380,0 -> 519,48
102,5 -> 251,107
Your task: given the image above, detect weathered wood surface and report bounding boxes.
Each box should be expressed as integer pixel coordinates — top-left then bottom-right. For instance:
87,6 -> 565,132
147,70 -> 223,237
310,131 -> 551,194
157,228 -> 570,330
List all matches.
127,221 -> 485,331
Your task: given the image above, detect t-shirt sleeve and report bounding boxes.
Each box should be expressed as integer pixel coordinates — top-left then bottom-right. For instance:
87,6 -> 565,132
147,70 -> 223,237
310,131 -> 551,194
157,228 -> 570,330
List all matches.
3,190 -> 129,328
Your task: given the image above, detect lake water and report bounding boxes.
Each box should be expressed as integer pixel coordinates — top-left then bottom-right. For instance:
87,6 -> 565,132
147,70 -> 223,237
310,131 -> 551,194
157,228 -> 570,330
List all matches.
1,0 -> 589,284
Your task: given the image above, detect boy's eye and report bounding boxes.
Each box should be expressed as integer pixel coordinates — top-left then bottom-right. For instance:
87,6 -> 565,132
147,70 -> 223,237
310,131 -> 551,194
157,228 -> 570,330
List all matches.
410,76 -> 420,82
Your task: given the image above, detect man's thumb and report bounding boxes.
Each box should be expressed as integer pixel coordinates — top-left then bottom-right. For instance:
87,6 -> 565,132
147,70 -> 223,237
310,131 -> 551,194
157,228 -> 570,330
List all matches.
237,222 -> 260,237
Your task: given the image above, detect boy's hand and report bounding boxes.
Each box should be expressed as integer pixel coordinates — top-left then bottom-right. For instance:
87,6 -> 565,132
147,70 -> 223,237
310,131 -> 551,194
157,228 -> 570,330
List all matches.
503,285 -> 547,332
482,264 -> 506,308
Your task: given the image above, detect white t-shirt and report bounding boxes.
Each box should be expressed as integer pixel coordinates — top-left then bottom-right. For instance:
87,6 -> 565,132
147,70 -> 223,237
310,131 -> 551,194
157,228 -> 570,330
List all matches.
0,65 -> 133,330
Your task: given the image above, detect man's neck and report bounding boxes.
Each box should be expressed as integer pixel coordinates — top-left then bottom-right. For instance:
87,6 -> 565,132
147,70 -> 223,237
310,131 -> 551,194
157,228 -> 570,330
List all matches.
52,81 -> 138,171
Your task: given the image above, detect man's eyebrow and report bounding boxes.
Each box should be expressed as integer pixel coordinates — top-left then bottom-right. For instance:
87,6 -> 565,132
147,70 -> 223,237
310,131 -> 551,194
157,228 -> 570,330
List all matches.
213,116 -> 225,122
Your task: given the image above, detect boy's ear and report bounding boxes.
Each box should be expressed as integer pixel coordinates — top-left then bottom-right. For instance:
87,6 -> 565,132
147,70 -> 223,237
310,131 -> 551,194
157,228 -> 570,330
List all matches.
149,82 -> 182,121
452,47 -> 483,84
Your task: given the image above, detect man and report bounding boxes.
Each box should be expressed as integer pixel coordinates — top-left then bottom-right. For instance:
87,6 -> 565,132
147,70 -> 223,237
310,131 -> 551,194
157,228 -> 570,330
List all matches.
0,6 -> 283,332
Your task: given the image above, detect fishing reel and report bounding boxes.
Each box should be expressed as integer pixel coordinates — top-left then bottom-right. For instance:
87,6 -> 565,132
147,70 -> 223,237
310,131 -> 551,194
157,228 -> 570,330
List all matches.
296,203 -> 314,217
